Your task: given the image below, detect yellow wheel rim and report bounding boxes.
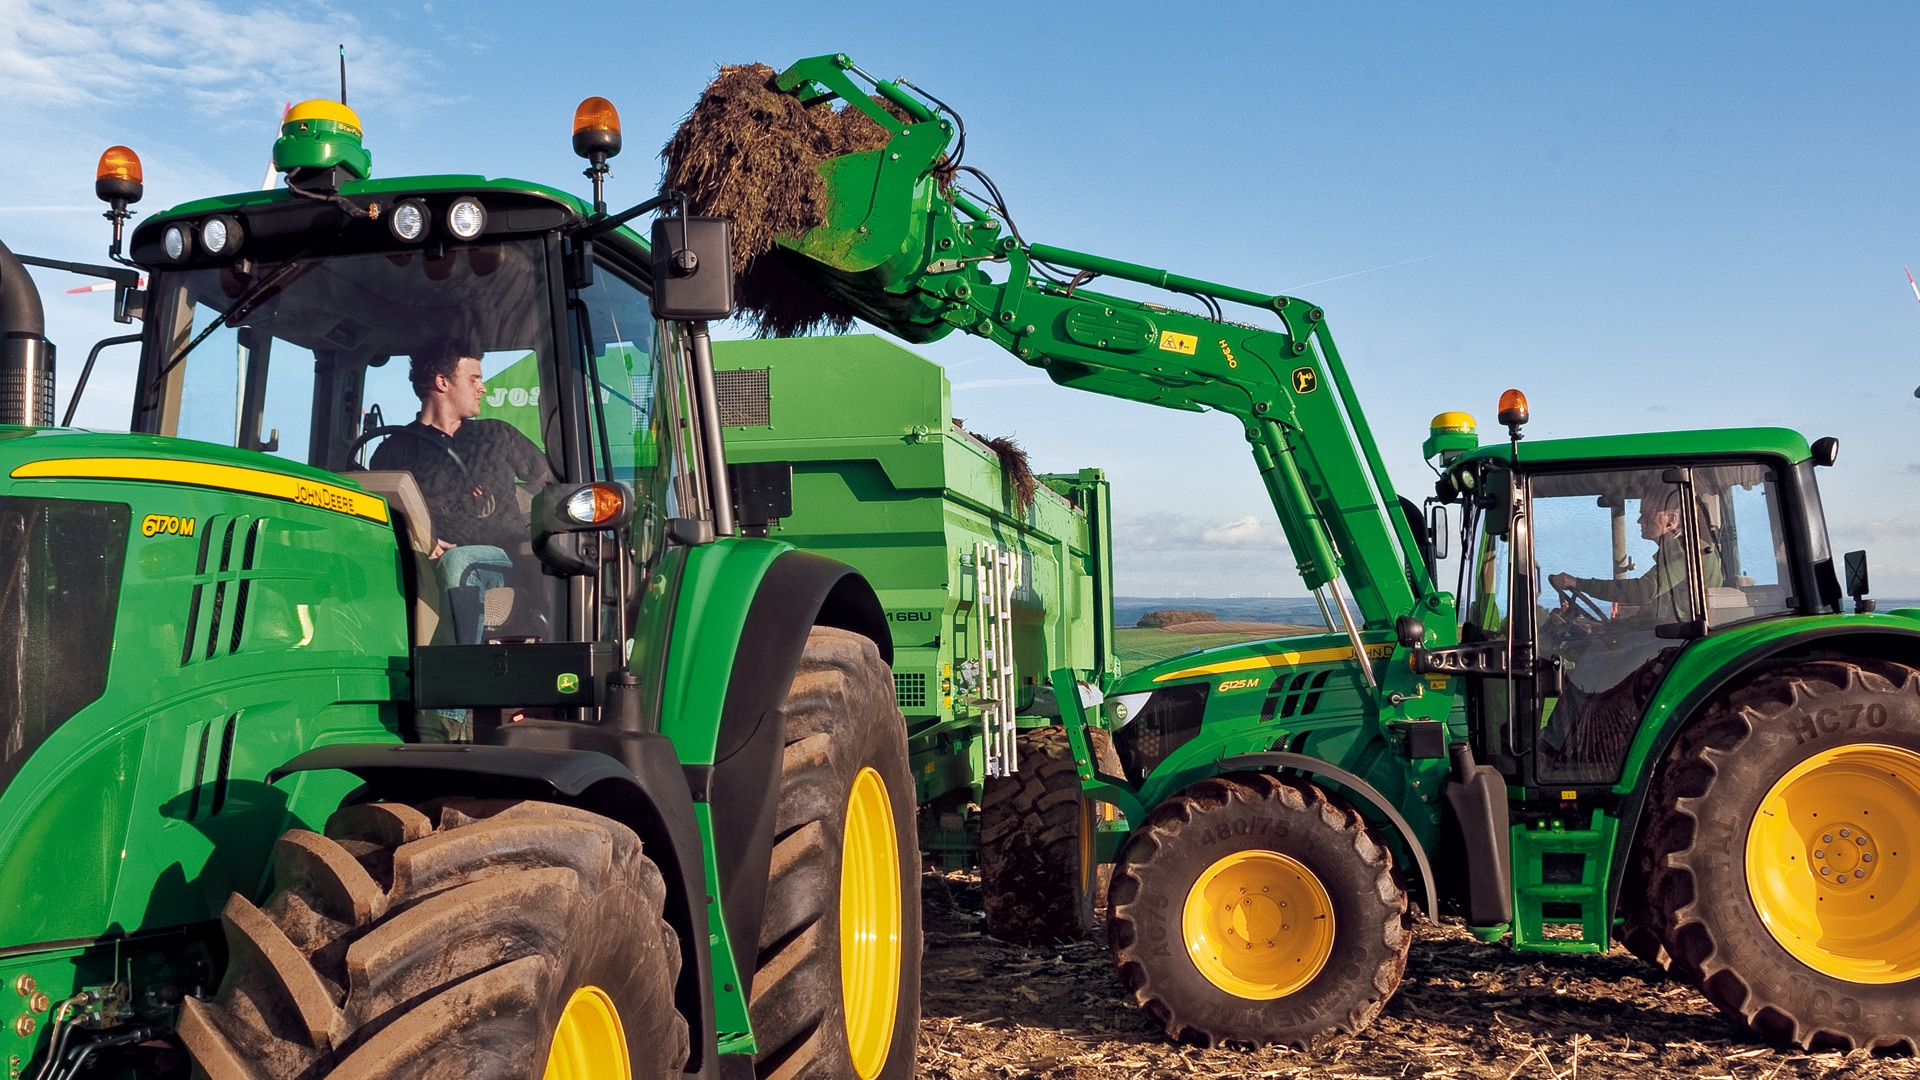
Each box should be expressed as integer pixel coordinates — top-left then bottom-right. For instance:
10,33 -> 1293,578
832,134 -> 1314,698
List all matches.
1182,849 -> 1334,1000
1077,795 -> 1095,904
840,766 -> 901,1079
542,985 -> 629,1080
1745,743 -> 1920,983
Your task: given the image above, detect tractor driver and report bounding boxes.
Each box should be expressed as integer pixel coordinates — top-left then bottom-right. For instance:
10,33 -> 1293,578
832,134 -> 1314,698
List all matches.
1547,494 -> 1719,624
369,344 -> 554,644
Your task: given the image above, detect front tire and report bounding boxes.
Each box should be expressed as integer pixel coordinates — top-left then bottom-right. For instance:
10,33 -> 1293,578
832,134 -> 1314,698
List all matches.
1647,659 -> 1920,1052
1106,773 -> 1410,1049
979,726 -> 1119,945
178,799 -> 686,1079
751,627 -> 922,1080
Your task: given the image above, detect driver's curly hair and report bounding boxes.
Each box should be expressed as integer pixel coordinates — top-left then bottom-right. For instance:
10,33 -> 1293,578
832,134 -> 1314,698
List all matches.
408,337 -> 473,397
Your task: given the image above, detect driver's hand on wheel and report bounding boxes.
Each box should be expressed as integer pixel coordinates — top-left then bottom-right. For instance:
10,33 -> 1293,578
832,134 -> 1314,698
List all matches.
1549,572 -> 1578,590
430,538 -> 455,561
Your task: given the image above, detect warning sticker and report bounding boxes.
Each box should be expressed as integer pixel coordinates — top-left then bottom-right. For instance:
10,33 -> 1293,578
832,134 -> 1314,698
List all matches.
1158,331 -> 1198,355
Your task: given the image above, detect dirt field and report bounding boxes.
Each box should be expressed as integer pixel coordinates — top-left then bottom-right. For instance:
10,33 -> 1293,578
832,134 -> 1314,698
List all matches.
916,871 -> 1918,1080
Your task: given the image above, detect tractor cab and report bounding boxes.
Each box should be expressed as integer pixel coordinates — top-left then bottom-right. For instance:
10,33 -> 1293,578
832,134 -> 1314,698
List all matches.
117,102 -> 725,736
1435,420 -> 1843,797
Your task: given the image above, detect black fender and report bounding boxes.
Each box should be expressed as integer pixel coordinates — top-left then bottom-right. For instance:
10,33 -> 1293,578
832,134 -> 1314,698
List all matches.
1609,622 -> 1920,920
269,741 -> 720,1080
1215,752 -> 1440,922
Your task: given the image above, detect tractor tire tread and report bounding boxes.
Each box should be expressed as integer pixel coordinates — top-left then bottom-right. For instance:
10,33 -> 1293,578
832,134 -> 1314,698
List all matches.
1648,659 -> 1920,1053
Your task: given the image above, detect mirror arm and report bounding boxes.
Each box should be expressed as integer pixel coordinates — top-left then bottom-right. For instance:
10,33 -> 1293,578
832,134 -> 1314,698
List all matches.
571,190 -> 686,245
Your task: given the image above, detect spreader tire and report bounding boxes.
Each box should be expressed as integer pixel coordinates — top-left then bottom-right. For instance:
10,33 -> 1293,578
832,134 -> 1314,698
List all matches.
980,727 -> 1119,945
178,799 -> 686,1079
1107,772 -> 1410,1049
1647,659 -> 1920,1053
751,627 -> 922,1080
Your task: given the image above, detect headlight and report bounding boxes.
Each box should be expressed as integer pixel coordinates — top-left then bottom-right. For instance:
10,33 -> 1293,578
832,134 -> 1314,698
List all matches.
389,199 -> 429,242
446,197 -> 486,240
563,483 -> 626,526
199,215 -> 240,257
162,223 -> 192,261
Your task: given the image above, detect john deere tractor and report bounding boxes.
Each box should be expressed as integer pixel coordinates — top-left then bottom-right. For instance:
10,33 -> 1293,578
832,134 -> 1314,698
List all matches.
0,97 -> 921,1077
670,53 -> 1920,1053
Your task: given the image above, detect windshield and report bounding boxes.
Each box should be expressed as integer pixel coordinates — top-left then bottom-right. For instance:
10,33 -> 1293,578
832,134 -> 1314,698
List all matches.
140,240 -> 560,474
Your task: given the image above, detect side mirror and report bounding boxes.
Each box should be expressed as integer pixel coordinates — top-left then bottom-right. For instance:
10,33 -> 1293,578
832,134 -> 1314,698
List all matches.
650,216 -> 735,321
1425,502 -> 1449,562
1811,436 -> 1839,467
531,481 -> 635,576
1844,549 -> 1874,613
728,461 -> 793,539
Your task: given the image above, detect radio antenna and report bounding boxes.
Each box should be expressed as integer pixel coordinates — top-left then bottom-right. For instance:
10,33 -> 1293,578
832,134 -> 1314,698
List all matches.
338,44 -> 347,105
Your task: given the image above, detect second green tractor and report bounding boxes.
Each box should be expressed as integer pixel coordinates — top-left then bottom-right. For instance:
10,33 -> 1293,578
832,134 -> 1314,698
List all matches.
692,52 -> 1920,1054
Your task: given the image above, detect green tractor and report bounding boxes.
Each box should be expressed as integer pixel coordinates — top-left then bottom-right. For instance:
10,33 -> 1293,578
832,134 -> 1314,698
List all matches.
712,334 -> 1126,945
0,97 -> 922,1077
668,53 -> 1920,1052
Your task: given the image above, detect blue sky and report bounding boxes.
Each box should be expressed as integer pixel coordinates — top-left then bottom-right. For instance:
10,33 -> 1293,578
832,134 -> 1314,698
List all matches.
7,1 -> 1920,596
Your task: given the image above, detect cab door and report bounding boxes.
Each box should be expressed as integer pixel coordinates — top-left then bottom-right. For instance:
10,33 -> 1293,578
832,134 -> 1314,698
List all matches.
1522,467 -> 1694,787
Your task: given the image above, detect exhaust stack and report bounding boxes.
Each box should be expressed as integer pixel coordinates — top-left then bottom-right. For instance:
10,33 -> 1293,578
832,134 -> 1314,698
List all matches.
0,239 -> 55,427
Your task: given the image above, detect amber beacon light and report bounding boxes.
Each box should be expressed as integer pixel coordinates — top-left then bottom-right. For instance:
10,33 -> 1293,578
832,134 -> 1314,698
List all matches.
573,96 -> 622,213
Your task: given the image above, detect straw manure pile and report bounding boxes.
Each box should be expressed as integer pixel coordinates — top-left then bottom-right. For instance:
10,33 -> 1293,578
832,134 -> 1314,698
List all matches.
660,63 -> 892,337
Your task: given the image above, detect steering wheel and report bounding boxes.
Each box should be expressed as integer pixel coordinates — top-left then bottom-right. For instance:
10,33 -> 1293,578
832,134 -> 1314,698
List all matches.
1551,578 -> 1609,626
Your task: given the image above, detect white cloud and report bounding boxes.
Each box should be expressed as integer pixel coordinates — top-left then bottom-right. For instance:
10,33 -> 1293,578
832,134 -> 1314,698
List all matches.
1110,510 -> 1300,594
0,0 -> 432,116
953,376 -> 1050,390
1118,510 -> 1290,552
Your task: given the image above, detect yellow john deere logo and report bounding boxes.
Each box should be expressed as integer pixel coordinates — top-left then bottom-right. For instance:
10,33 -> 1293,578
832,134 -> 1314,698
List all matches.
1291,367 -> 1317,394
556,673 -> 581,694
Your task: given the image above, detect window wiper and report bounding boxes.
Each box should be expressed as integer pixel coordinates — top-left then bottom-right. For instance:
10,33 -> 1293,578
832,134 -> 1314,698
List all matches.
142,249 -> 315,406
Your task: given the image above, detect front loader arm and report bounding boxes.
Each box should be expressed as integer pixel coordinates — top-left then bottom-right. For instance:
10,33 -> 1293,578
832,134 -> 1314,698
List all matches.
771,54 -> 1433,631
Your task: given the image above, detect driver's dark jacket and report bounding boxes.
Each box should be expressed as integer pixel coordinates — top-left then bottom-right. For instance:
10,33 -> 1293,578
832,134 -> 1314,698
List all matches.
368,418 -> 551,550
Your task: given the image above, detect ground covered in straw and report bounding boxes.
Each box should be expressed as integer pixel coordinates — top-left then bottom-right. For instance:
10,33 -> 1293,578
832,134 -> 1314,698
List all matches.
915,871 -> 1917,1080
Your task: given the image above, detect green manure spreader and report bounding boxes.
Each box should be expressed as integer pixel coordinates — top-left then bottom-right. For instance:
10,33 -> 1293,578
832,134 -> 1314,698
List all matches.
714,335 -> 1125,945
0,97 -> 921,1079
664,52 -> 1920,1053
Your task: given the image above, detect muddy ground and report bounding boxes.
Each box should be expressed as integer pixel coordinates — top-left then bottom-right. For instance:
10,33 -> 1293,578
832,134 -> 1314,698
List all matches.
915,871 -> 1918,1080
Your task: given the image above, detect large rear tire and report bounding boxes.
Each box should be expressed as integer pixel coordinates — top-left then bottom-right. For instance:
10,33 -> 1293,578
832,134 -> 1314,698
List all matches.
178,799 -> 686,1079
1647,659 -> 1920,1052
1106,773 -> 1410,1049
751,627 -> 921,1080
980,726 -> 1118,945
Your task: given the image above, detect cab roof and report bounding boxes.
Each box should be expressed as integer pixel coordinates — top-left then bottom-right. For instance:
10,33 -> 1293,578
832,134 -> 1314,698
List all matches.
1457,426 -> 1814,469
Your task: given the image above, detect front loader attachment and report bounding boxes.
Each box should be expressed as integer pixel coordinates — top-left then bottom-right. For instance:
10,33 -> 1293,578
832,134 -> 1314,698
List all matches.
664,54 -> 995,341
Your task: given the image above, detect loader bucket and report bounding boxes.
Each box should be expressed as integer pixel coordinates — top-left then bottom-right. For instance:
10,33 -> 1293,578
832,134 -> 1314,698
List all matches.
662,55 -> 972,341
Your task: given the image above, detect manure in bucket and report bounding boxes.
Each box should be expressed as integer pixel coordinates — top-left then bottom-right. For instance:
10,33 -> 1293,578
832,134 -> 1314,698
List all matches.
660,63 -> 894,337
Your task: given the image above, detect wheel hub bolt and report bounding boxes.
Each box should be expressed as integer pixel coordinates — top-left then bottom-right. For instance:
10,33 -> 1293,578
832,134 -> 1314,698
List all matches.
1809,821 -> 1877,885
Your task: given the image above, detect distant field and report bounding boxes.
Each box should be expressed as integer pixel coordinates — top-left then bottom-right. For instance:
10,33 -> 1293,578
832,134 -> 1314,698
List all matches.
1114,624 -> 1317,673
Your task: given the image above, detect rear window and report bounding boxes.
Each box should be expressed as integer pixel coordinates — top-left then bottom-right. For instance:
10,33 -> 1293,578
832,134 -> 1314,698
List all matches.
0,498 -> 128,791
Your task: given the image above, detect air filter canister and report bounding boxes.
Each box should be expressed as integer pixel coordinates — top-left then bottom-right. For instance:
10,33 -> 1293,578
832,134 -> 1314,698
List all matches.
0,336 -> 56,426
